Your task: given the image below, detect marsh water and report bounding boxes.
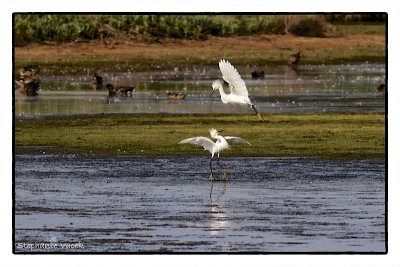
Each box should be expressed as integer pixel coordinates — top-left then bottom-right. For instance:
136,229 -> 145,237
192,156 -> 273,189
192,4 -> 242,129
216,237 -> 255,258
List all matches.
15,63 -> 385,116
14,63 -> 386,253
15,155 -> 385,253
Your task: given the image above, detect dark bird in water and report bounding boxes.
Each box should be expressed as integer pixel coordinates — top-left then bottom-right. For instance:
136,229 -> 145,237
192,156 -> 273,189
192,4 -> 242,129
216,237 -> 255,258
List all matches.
16,65 -> 41,96
251,71 -> 265,79
19,65 -> 41,77
288,51 -> 302,66
91,73 -> 103,90
15,77 -> 40,96
377,84 -> 386,96
167,92 -> 186,100
106,84 -> 135,97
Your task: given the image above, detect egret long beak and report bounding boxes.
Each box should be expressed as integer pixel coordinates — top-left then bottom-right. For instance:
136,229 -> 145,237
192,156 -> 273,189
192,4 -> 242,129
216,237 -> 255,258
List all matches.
209,90 -> 215,97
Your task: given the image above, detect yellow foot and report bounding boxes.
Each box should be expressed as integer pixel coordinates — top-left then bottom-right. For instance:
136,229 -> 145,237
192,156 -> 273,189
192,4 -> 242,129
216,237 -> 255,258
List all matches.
209,173 -> 214,181
257,113 -> 264,121
223,169 -> 228,178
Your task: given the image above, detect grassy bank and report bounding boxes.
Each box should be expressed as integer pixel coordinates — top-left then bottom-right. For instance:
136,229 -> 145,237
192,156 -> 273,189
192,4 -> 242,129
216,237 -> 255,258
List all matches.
15,113 -> 385,160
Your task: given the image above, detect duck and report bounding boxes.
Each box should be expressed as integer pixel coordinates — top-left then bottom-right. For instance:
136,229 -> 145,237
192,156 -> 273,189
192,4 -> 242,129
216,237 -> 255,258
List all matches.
167,92 -> 186,100
288,51 -> 302,66
16,65 -> 41,96
19,65 -> 40,77
15,77 -> 40,96
251,70 -> 265,79
90,73 -> 103,90
106,84 -> 135,97
377,84 -> 385,96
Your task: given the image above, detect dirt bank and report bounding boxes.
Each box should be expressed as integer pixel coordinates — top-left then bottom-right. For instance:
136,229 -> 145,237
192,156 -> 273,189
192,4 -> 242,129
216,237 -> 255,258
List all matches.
15,34 -> 385,68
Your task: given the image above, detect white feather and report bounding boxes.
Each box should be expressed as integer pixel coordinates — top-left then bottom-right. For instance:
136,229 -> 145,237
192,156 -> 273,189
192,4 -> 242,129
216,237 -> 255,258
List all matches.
178,137 -> 214,153
218,59 -> 249,98
224,136 -> 251,145
179,129 -> 250,157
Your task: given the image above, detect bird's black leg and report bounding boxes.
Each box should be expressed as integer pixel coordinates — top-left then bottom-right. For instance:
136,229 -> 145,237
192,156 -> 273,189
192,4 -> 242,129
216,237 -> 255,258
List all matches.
209,180 -> 213,198
209,157 -> 214,181
216,154 -> 225,169
209,158 -> 214,198
217,154 -> 227,179
250,104 -> 264,121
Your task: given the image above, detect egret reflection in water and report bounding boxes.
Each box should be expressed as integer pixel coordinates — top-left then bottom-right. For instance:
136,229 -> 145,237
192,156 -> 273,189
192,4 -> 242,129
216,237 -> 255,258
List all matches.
210,177 -> 227,201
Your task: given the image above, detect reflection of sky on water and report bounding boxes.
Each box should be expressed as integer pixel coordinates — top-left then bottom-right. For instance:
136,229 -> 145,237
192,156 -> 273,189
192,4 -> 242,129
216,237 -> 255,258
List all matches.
209,204 -> 229,237
15,155 -> 385,252
209,181 -> 229,237
15,63 -> 385,116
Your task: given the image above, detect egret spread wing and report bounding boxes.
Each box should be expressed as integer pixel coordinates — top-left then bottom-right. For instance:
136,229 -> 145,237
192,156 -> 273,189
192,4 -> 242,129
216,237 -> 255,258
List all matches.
219,59 -> 249,98
224,136 -> 251,145
178,137 -> 214,153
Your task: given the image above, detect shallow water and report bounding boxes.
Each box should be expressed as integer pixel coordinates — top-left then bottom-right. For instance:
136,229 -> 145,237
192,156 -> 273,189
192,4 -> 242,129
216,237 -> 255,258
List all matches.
15,63 -> 385,116
14,155 -> 385,253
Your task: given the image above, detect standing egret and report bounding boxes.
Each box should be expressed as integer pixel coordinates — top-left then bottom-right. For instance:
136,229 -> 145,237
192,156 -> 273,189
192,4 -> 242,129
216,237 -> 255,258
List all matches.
178,128 -> 250,181
211,59 -> 264,121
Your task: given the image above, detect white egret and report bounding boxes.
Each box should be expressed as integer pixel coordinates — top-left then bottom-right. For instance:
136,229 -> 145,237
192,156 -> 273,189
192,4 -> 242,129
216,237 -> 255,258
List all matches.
178,128 -> 250,180
211,59 -> 264,121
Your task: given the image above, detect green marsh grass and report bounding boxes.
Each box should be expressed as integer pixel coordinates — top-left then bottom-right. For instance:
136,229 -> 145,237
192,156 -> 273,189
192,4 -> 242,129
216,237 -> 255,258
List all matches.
15,113 -> 385,160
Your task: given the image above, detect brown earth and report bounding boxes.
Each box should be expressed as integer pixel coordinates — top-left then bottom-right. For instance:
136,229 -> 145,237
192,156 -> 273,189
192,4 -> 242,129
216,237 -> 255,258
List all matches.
14,34 -> 385,67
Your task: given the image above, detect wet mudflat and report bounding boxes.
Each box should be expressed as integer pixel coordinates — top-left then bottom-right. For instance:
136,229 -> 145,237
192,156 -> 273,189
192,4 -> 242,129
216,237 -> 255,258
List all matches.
14,155 -> 385,253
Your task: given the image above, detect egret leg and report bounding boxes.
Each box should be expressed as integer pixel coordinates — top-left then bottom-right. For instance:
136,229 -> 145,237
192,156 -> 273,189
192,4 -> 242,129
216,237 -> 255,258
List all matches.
223,179 -> 227,193
217,154 -> 227,179
209,180 -> 214,198
251,104 -> 264,121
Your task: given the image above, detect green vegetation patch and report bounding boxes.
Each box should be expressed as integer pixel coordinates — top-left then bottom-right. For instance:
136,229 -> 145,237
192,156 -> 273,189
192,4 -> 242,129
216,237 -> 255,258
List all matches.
15,113 -> 385,160
14,14 -> 385,46
14,15 -> 286,45
289,18 -> 326,37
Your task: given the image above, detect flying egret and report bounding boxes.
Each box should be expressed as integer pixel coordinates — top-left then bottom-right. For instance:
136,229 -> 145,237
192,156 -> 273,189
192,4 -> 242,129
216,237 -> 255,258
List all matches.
211,59 -> 264,121
178,128 -> 250,181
